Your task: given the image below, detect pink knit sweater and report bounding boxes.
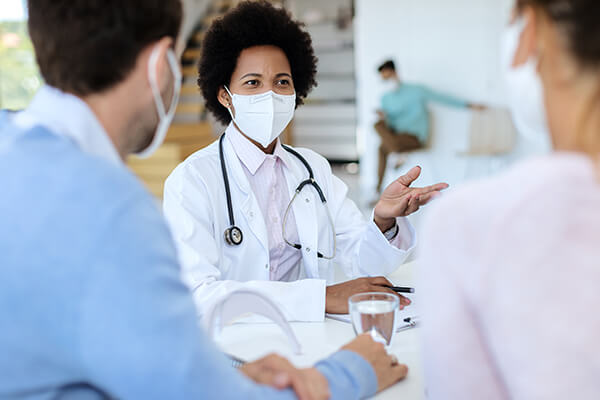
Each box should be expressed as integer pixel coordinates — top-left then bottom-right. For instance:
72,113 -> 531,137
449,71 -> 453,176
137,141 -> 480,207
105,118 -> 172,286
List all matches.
419,152 -> 600,399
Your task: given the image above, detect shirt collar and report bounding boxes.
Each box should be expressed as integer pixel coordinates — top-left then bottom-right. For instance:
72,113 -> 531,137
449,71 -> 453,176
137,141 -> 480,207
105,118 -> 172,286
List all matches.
225,123 -> 291,175
13,85 -> 122,166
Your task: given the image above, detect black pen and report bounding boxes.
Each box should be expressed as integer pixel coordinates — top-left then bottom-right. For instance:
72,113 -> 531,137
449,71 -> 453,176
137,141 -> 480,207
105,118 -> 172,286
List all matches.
384,285 -> 415,294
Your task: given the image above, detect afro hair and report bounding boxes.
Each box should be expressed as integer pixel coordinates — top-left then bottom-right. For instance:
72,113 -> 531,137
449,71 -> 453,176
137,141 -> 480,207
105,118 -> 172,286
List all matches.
197,1 -> 318,125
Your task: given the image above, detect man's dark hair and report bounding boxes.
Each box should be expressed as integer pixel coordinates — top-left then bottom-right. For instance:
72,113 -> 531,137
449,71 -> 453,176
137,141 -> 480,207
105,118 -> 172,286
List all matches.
198,1 -> 318,125
27,0 -> 183,96
377,60 -> 396,73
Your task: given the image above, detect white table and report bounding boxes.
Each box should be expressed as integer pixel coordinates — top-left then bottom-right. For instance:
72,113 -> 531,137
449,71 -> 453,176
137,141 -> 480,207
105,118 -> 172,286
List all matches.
215,262 -> 425,399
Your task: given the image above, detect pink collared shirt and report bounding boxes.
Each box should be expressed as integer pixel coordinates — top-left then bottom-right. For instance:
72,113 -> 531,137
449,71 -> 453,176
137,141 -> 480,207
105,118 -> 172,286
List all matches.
227,125 -> 302,281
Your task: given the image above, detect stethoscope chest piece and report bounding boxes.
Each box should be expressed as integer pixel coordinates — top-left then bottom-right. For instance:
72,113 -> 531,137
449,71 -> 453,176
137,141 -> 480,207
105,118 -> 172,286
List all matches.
224,226 -> 243,246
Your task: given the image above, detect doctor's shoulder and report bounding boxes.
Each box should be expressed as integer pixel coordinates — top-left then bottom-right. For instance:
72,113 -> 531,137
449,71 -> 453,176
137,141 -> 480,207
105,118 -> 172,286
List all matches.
287,145 -> 332,175
287,145 -> 335,192
164,140 -> 221,196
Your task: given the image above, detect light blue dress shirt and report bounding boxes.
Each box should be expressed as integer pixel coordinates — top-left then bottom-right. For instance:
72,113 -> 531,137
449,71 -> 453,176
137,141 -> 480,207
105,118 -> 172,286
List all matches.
381,82 -> 467,143
0,87 -> 377,399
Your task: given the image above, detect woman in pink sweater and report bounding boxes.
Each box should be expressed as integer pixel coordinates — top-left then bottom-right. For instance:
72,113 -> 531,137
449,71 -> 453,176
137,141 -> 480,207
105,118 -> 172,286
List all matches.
420,0 -> 600,398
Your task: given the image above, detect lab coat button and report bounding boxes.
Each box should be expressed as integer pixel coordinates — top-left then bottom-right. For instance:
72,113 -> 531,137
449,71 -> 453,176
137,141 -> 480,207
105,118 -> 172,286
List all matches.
306,247 -> 311,253
265,264 -> 269,269
305,198 -> 310,203
248,211 -> 254,218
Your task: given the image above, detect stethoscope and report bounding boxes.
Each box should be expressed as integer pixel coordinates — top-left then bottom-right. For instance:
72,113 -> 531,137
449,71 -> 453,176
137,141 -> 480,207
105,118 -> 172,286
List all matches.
219,133 -> 336,259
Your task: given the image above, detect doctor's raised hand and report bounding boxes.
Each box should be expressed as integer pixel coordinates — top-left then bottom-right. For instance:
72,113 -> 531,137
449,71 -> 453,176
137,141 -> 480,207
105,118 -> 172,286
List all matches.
373,166 -> 449,231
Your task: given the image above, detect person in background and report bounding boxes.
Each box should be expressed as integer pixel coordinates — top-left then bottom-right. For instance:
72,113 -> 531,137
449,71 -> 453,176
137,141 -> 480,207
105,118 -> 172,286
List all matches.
163,1 -> 448,323
0,0 -> 408,399
375,60 -> 485,192
419,0 -> 600,398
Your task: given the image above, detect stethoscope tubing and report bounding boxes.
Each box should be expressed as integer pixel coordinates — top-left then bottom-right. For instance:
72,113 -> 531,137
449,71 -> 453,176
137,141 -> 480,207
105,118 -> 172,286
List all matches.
219,133 -> 336,259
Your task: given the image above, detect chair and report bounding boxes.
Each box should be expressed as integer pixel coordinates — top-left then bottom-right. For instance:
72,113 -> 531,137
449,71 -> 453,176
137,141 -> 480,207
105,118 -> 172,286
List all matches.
459,107 -> 517,179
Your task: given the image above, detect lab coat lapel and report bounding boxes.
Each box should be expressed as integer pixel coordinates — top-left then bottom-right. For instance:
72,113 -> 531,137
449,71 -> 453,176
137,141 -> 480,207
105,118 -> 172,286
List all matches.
223,137 -> 269,254
282,149 -> 320,278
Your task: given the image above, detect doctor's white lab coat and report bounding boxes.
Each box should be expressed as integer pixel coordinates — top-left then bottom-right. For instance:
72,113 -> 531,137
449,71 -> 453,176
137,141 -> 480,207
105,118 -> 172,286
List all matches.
163,135 -> 416,322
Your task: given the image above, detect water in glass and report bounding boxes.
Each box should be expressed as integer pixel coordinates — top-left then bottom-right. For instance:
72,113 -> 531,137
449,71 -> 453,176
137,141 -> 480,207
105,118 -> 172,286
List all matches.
349,293 -> 398,346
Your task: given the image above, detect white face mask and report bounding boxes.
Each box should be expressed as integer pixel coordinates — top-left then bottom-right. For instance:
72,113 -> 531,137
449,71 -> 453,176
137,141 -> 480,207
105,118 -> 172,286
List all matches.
501,16 -> 551,149
225,86 -> 296,148
136,44 -> 182,158
382,79 -> 398,93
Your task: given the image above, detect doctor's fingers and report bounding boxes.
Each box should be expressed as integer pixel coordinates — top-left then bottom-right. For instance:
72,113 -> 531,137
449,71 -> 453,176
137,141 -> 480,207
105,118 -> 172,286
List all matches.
404,196 -> 422,216
363,278 -> 411,306
395,166 -> 422,187
367,276 -> 395,287
387,195 -> 411,217
412,182 -> 449,196
368,285 -> 411,308
414,191 -> 442,206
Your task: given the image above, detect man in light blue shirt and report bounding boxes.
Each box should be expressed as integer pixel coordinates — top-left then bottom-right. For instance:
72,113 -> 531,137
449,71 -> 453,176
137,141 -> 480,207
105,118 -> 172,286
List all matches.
374,60 -> 484,192
0,1 -> 407,399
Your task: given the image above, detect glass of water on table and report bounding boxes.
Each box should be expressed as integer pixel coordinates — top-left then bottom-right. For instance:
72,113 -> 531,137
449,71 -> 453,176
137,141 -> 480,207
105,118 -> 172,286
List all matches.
349,292 -> 399,346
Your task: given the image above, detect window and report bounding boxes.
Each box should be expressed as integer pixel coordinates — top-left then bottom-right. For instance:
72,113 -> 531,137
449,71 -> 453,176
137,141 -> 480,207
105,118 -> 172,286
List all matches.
0,0 -> 41,110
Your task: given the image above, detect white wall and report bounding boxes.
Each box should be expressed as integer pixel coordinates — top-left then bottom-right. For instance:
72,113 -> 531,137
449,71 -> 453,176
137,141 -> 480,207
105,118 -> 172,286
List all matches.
355,0 -> 516,196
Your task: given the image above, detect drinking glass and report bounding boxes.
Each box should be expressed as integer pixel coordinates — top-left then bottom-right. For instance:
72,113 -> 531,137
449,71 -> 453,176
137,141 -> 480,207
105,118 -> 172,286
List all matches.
349,292 -> 399,346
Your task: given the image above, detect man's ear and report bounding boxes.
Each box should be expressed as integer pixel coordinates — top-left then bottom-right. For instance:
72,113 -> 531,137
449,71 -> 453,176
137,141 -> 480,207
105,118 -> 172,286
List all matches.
141,37 -> 174,91
513,7 -> 539,68
156,37 -> 175,86
217,86 -> 232,109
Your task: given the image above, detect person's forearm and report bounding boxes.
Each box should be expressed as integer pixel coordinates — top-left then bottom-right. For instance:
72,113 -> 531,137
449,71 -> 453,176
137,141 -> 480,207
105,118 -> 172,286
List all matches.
426,88 -> 467,108
315,350 -> 378,400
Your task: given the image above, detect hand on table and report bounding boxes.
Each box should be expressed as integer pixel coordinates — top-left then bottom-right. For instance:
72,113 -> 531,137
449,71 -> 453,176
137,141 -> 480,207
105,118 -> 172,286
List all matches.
326,276 -> 411,314
374,166 -> 449,232
240,354 -> 330,400
342,334 -> 408,392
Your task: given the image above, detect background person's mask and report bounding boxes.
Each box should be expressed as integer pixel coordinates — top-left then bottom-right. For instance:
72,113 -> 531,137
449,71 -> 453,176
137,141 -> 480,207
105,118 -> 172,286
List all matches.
136,45 -> 182,158
225,86 -> 296,148
381,79 -> 398,93
501,16 -> 551,149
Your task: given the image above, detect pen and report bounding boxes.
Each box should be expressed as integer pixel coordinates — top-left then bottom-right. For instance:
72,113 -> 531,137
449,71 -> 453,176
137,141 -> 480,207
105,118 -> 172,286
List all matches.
403,316 -> 419,323
384,285 -> 415,294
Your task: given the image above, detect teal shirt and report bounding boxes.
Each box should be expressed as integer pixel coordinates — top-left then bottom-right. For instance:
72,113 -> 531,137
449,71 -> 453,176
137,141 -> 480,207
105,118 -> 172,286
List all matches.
381,83 -> 467,143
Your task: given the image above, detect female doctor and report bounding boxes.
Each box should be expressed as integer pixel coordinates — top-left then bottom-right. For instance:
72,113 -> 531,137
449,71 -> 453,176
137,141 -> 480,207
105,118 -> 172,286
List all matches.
163,1 -> 448,322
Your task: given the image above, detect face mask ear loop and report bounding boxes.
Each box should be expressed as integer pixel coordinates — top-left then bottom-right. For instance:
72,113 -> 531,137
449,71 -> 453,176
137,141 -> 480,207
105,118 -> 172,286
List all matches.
148,45 -> 167,120
224,85 -> 237,124
165,49 -> 182,118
